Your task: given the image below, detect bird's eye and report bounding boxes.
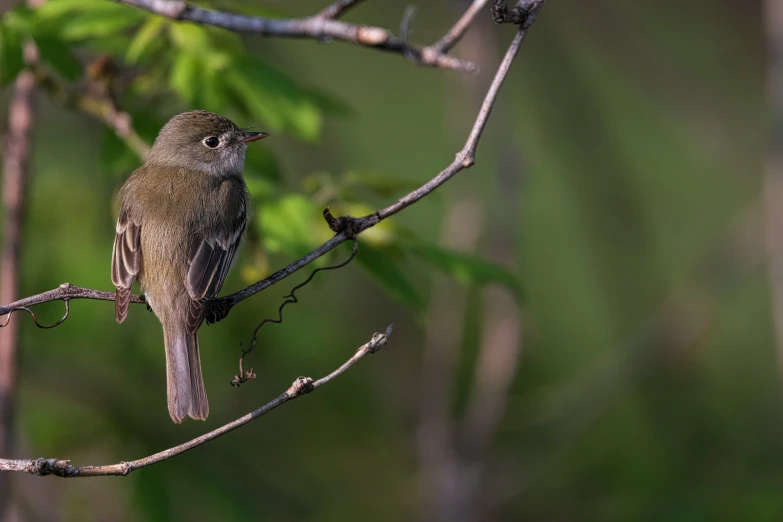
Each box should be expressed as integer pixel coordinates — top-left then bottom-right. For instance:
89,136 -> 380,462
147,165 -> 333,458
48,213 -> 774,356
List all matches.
203,136 -> 220,149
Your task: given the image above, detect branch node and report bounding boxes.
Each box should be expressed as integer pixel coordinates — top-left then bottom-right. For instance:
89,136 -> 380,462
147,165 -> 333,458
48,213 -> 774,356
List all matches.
323,207 -> 362,238
34,458 -> 78,477
168,0 -> 190,19
367,324 -> 394,353
491,0 -> 545,26
356,26 -> 389,46
318,0 -> 365,20
456,150 -> 475,168
289,376 -> 315,396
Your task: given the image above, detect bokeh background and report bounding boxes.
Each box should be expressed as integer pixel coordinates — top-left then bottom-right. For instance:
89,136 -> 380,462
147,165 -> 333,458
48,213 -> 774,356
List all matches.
0,0 -> 774,520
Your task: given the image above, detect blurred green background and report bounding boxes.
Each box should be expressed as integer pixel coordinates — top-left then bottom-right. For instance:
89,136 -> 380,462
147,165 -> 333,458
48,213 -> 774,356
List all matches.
0,0 -> 775,520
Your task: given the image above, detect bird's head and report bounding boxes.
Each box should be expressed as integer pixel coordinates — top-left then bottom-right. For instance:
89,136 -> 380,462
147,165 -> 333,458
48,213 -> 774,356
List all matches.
148,110 -> 268,176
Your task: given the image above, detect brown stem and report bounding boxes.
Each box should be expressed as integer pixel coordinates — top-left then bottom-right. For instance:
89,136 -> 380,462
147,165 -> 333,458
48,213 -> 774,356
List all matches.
0,327 -> 391,477
114,0 -> 480,72
0,0 -> 545,481
31,64 -> 149,160
0,41 -> 37,519
318,0 -> 367,19
1,18 -> 542,326
764,0 -> 783,403
431,0 -> 490,54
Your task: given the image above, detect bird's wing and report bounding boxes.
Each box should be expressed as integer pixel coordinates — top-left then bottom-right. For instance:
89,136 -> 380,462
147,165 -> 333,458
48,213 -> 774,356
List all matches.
184,215 -> 246,333
111,208 -> 142,323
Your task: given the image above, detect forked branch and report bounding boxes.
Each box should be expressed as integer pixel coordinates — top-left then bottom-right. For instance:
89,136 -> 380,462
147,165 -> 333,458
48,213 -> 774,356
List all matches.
0,4 -> 543,330
113,0 -> 489,72
0,0 -> 546,478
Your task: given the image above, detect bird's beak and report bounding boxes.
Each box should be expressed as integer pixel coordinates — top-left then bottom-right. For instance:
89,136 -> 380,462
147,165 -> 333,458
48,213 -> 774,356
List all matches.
242,131 -> 269,143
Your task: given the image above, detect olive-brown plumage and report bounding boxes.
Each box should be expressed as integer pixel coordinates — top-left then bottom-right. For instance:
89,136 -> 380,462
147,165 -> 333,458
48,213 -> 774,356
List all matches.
111,111 -> 267,423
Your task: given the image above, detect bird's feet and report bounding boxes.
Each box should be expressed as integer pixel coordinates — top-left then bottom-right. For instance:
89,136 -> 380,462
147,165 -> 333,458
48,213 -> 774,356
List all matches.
205,298 -> 231,325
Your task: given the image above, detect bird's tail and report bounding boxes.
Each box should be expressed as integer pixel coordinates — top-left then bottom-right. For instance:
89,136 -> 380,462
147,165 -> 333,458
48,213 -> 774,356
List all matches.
163,327 -> 209,423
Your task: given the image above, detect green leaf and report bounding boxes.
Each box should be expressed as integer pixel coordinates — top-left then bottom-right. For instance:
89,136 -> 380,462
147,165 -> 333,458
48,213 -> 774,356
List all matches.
244,175 -> 277,201
258,193 -> 322,256
0,20 -> 24,86
3,4 -> 35,32
168,22 -> 212,52
58,11 -> 141,40
409,241 -> 523,298
226,57 -> 324,141
34,35 -> 82,80
245,146 -> 282,182
126,16 -> 167,64
197,69 -> 230,112
358,245 -> 425,312
169,53 -> 200,104
100,128 -> 139,176
35,0 -> 112,20
34,1 -> 143,39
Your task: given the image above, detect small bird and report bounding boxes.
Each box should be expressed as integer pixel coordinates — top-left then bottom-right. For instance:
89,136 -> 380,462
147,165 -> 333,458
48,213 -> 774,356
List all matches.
111,110 -> 268,423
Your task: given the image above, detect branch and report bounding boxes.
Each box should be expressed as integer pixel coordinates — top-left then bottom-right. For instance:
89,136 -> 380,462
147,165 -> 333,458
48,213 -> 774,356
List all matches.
218,15 -> 538,311
0,37 -> 38,519
0,326 -> 392,477
0,7 -> 544,327
431,0 -> 490,54
230,237 -> 360,387
763,0 -> 783,402
112,0 -> 481,72
31,59 -> 150,160
318,0 -> 367,20
491,0 -> 545,26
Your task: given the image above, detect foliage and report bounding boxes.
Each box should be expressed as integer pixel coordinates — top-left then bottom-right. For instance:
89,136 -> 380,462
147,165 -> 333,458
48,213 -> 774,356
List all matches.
1,0 -> 520,308
1,0 -> 775,521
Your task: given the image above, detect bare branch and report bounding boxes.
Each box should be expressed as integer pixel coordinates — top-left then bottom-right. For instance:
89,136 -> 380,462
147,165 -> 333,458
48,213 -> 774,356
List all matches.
113,0 -> 479,72
431,0 -> 490,54
0,0 -> 545,483
2,0 -> 548,325
491,0 -> 545,26
0,283 -> 143,319
31,60 -> 149,160
0,12 -> 544,327
764,0 -> 783,403
0,326 -> 392,477
205,20 -> 536,319
318,0 -> 367,19
0,38 -> 37,520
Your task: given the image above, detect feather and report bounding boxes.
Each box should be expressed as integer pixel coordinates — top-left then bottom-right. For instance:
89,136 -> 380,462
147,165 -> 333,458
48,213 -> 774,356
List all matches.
111,210 -> 141,323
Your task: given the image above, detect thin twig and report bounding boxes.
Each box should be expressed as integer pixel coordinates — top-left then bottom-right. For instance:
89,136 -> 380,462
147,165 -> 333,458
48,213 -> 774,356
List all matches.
113,0 -> 478,72
0,16 -> 543,326
0,283 -> 143,319
764,0 -> 783,403
229,238 -> 360,387
0,326 -> 392,477
318,0 -> 366,19
491,0 -> 545,26
31,63 -> 149,160
0,0 -> 545,482
431,0 -> 490,54
0,37 -> 38,520
1,0 -> 542,323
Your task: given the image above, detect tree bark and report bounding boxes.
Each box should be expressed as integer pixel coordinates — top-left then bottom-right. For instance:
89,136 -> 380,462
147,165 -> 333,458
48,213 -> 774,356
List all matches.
0,42 -> 37,521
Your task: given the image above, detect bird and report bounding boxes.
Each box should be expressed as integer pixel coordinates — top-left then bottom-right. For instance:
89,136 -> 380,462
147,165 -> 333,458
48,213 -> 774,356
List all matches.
111,110 -> 268,423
